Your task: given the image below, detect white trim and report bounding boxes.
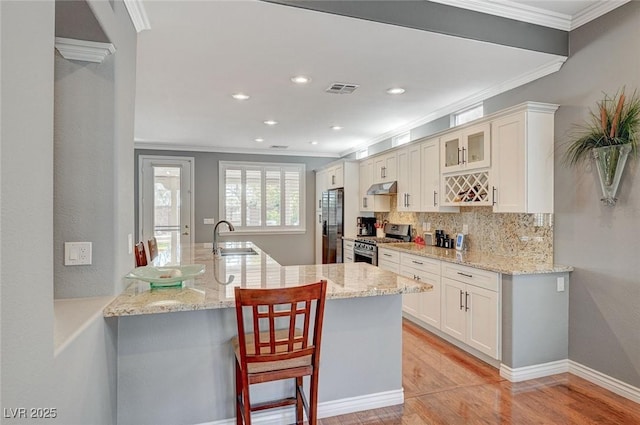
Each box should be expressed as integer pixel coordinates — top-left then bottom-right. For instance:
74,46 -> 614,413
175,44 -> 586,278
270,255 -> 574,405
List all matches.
135,141 -> 340,158
195,389 -> 404,425
340,57 -> 566,158
569,360 -> 640,404
500,360 -> 569,382
124,0 -> 151,32
54,37 -> 115,63
570,0 -> 630,30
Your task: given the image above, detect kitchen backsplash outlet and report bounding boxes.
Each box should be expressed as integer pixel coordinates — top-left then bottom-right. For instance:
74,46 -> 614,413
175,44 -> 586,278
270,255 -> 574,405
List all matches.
376,205 -> 553,264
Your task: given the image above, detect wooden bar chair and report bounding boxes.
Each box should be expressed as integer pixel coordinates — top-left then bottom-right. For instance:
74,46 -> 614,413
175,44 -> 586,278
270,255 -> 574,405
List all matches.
232,280 -> 328,425
147,236 -> 158,262
134,242 -> 148,267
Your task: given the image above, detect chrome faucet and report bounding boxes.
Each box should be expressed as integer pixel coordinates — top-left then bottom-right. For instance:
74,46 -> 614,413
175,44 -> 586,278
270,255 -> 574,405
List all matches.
213,220 -> 235,255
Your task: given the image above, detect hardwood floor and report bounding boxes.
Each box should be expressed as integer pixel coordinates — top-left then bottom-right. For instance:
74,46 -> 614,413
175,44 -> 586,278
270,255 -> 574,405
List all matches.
319,319 -> 640,425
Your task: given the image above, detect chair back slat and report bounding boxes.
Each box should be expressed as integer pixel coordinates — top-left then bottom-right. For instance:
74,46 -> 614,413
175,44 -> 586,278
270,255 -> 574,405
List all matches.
134,242 -> 147,267
234,280 -> 327,366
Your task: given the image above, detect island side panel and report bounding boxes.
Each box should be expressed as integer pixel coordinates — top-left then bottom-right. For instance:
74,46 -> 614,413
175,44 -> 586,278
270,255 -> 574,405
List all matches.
116,295 -> 403,425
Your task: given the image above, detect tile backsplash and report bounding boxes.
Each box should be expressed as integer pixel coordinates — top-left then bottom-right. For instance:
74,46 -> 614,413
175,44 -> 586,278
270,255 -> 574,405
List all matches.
376,205 -> 553,264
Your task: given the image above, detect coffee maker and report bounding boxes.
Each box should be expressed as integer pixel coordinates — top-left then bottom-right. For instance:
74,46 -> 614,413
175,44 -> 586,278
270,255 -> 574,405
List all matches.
356,217 -> 377,236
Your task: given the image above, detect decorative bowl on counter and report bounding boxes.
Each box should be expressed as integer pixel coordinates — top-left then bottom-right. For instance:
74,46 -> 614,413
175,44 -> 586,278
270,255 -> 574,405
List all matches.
125,264 -> 205,288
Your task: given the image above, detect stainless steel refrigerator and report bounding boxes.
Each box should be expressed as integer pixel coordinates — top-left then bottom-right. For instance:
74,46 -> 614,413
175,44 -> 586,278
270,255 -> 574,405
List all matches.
321,188 -> 344,264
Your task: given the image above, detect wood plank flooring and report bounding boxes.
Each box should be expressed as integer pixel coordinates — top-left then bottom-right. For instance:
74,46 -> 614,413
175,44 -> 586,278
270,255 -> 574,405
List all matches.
319,319 -> 640,425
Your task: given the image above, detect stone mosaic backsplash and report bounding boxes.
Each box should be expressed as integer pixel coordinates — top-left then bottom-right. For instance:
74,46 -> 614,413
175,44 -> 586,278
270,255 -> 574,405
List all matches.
376,204 -> 553,264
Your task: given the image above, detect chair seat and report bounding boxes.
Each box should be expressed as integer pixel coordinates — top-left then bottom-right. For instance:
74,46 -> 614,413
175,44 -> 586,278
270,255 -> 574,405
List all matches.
231,328 -> 311,374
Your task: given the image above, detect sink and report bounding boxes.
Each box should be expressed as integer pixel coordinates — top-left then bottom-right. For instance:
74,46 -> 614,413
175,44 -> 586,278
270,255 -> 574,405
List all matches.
219,247 -> 258,256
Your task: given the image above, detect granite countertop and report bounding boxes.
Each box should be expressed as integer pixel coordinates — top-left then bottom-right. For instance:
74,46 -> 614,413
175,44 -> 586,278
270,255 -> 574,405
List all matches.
378,242 -> 573,275
103,242 -> 432,317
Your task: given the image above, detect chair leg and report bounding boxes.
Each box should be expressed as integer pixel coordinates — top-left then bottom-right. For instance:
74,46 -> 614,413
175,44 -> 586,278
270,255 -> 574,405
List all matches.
295,377 -> 304,425
235,360 -> 243,425
309,370 -> 320,425
241,371 -> 252,425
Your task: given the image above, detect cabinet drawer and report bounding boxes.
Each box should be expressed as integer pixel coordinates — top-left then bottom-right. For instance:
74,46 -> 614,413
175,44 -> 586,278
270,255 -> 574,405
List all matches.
343,240 -> 355,250
400,253 -> 440,275
378,248 -> 400,263
441,262 -> 499,292
378,258 -> 400,274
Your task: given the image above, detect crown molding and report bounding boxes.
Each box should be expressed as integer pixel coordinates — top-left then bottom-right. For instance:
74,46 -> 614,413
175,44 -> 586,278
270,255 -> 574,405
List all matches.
134,141 -> 341,158
124,0 -> 151,32
54,37 -> 115,63
570,0 -> 630,30
339,56 -> 567,158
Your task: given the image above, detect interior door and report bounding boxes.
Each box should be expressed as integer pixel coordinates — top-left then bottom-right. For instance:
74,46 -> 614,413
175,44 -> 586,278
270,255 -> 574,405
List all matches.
139,156 -> 194,264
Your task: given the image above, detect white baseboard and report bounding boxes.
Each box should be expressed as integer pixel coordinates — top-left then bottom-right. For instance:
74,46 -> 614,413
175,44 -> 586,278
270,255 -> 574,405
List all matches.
569,360 -> 640,404
198,389 -> 404,425
500,360 -> 569,382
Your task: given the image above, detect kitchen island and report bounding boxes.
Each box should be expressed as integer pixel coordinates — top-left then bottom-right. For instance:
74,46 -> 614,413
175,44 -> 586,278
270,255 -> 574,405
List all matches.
105,242 -> 431,425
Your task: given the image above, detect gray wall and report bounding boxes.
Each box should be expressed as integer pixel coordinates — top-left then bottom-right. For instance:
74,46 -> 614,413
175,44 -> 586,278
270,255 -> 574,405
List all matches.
135,149 -> 333,266
1,1 -> 134,423
483,2 -> 640,387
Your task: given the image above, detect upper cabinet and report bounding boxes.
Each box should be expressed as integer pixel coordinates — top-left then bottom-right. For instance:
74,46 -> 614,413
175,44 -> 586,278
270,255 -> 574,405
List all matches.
359,159 -> 390,212
315,169 -> 327,211
397,144 -> 421,212
491,104 -> 556,213
420,138 -> 459,213
372,151 -> 397,183
441,122 -> 491,173
326,163 -> 344,189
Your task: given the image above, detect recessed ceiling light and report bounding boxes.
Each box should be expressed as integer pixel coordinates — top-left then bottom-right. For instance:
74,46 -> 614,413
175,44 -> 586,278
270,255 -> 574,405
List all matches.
255,138 -> 264,143
310,141 -> 318,145
264,120 -> 278,126
291,75 -> 311,84
331,125 -> 343,131
386,87 -> 406,95
232,93 -> 250,100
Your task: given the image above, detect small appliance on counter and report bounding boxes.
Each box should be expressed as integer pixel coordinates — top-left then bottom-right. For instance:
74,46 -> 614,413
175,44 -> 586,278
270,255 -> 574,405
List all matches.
356,217 -> 377,236
423,232 -> 436,246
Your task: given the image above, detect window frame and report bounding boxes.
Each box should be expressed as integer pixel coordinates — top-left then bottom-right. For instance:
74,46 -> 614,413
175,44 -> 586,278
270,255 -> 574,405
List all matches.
451,103 -> 484,127
219,161 -> 306,235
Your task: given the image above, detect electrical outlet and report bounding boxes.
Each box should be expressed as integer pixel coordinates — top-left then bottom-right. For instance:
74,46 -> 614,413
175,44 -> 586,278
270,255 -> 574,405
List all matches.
65,242 -> 92,266
557,277 -> 565,292
426,222 -> 431,231
204,218 -> 216,224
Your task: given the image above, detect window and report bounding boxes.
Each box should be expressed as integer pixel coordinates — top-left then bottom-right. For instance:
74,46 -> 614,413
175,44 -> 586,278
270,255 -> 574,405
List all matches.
391,131 -> 410,147
452,103 -> 483,126
220,161 -> 305,233
356,148 -> 369,159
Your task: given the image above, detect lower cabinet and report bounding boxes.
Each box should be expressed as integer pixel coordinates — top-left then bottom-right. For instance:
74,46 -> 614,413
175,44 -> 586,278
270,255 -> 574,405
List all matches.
399,253 -> 441,329
441,262 -> 500,359
343,240 -> 354,263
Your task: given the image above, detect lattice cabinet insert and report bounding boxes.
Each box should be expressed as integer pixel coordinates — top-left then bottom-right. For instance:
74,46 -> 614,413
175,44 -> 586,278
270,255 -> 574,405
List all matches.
443,171 -> 490,205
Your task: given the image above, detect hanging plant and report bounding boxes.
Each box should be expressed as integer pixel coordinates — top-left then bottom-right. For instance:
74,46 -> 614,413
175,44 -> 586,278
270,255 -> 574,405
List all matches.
564,88 -> 640,205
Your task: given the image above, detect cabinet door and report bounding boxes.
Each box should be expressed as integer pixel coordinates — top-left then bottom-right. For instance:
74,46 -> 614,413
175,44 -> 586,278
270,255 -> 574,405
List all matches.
314,211 -> 323,264
492,113 -> 526,213
373,152 -> 397,183
329,164 -> 344,189
463,122 -> 491,170
414,269 -> 441,329
466,284 -> 499,358
359,160 -> 373,211
441,131 -> 463,173
399,268 -> 421,317
315,170 -> 327,211
397,145 -> 421,212
441,277 -> 466,341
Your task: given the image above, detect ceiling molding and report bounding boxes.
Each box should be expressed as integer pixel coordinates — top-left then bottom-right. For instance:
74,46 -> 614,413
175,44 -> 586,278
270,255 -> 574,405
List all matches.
124,0 -> 151,32
428,0 -> 572,31
570,0 -> 630,30
54,37 -> 115,63
339,56 -> 567,158
134,141 -> 341,158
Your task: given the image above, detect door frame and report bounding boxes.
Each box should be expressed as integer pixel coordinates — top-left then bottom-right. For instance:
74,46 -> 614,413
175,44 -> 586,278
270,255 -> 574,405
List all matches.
138,155 -> 195,246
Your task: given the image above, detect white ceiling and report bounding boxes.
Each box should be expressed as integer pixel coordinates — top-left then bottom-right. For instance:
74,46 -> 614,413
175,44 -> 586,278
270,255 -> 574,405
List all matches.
133,0 -> 624,157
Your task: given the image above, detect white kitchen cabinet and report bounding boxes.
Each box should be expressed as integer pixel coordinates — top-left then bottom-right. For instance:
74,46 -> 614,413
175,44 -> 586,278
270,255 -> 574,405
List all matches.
441,122 -> 491,173
343,240 -> 354,263
326,164 -> 344,189
372,151 -> 397,184
420,138 -> 459,213
400,253 -> 441,328
440,262 -> 500,359
397,144 -> 421,212
490,104 -> 557,213
315,169 -> 328,211
358,159 -> 390,212
377,247 -> 400,274
314,210 -> 323,264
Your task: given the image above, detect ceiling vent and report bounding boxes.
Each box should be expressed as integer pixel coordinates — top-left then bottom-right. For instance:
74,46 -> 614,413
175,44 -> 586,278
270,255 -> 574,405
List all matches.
325,82 -> 359,94
269,145 -> 288,149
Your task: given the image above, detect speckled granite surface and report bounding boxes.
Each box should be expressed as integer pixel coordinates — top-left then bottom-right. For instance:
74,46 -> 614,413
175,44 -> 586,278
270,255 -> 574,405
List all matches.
103,242 -> 432,317
379,242 -> 573,275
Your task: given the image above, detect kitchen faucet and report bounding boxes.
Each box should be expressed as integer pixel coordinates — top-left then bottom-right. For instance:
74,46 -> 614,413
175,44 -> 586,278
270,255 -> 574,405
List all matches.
213,220 -> 235,255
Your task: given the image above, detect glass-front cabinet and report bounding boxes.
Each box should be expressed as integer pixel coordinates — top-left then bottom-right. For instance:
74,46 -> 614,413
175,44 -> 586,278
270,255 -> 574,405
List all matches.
441,122 -> 491,173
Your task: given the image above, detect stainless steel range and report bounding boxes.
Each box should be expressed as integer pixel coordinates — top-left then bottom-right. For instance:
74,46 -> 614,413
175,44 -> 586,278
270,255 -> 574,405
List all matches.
353,223 -> 411,265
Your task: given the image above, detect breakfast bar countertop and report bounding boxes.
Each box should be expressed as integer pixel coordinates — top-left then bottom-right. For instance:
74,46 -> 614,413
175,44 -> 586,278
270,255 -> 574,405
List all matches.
378,242 -> 573,275
103,242 -> 432,317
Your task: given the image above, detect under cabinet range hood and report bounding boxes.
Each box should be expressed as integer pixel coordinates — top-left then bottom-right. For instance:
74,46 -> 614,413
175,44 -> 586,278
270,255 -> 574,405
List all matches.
367,181 -> 397,195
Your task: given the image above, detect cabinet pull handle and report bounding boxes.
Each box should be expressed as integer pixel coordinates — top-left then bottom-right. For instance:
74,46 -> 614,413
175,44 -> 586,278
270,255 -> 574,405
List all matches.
415,275 -> 421,281
318,214 -> 322,224
461,147 -> 467,165
433,191 -> 438,207
457,272 -> 473,278
412,260 -> 423,265
457,148 -> 461,166
363,197 -> 367,208
383,253 -> 392,257
406,193 -> 410,207
492,186 -> 497,206
382,166 -> 386,179
318,200 -> 321,209
465,292 -> 470,312
332,175 -> 335,185
459,290 -> 464,310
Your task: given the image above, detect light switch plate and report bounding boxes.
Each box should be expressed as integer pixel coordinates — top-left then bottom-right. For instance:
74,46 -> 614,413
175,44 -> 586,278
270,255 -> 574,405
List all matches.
556,277 -> 565,292
65,242 -> 92,266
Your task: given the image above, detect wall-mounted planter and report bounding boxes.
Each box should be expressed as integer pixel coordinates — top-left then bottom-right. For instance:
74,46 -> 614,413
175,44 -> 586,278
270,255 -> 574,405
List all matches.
593,144 -> 631,206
